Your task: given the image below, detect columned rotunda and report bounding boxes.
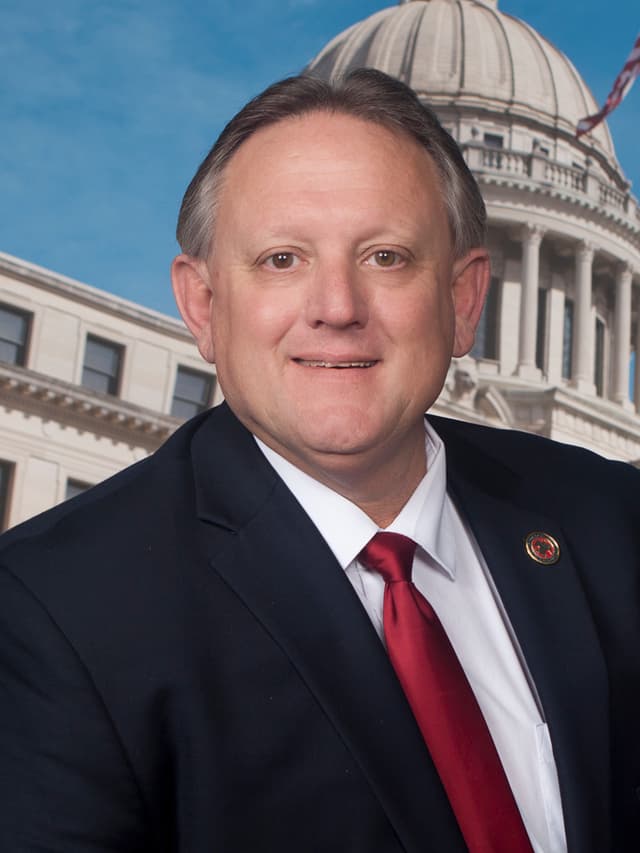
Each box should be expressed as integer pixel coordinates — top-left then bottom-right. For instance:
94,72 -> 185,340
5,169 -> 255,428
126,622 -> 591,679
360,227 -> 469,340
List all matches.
307,0 -> 640,461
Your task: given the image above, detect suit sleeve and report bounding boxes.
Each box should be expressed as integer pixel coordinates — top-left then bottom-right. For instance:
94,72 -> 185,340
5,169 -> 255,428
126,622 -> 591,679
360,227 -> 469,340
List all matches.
0,566 -> 149,852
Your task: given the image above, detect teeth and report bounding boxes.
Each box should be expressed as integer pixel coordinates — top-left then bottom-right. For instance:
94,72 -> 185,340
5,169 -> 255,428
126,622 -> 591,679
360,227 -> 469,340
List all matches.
298,360 -> 375,368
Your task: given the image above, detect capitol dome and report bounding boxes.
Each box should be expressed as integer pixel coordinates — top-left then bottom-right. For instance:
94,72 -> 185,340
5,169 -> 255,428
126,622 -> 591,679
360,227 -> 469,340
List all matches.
307,0 -> 618,176
306,0 -> 640,463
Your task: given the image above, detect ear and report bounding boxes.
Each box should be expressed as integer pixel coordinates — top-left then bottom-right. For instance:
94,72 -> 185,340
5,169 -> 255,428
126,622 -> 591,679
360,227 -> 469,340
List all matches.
171,254 -> 216,363
450,248 -> 491,358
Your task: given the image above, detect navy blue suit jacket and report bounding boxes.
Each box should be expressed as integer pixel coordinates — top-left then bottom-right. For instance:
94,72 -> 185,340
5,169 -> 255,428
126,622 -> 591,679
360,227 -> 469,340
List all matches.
1,402 -> 639,851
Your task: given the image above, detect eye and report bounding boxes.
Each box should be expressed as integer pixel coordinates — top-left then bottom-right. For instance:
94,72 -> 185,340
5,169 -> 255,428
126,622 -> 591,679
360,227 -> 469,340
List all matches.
365,249 -> 404,269
263,252 -> 298,270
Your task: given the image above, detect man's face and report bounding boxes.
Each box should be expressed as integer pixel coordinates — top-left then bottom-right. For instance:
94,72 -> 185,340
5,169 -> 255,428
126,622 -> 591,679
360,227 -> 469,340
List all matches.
173,112 -> 488,485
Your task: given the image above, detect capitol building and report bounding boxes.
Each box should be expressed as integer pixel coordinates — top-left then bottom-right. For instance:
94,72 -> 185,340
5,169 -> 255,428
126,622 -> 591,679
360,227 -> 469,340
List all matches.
1,0 -> 639,529
308,0 -> 640,458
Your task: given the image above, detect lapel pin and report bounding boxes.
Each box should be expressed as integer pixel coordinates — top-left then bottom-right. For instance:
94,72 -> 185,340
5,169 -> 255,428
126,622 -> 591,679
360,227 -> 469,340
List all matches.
524,532 -> 560,565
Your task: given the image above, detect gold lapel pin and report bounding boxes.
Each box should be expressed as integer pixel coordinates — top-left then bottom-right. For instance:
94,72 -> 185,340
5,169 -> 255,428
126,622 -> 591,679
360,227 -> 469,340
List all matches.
524,531 -> 560,565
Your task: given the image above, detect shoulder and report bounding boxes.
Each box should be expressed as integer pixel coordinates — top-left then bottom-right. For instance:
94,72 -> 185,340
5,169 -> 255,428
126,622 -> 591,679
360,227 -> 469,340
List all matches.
428,415 -> 640,500
1,412 -> 197,552
429,413 -> 636,470
0,407 -> 229,596
0,409 -> 230,710
0,401 -> 270,619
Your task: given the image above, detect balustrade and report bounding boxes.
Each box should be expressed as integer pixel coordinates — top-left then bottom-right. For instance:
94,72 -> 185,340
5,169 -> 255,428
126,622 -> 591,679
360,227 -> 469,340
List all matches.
544,162 -> 585,192
599,183 -> 626,210
480,148 -> 528,174
462,143 -> 634,224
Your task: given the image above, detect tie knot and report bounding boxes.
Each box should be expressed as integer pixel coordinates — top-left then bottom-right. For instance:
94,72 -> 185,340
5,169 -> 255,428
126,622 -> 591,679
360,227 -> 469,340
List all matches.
358,532 -> 416,584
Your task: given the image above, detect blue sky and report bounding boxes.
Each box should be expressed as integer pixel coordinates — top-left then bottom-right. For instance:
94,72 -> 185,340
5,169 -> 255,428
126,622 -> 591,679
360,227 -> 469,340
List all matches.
2,0 -> 639,317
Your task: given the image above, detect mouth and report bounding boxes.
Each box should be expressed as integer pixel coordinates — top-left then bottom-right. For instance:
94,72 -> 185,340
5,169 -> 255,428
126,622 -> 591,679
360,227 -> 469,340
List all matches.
293,359 -> 378,369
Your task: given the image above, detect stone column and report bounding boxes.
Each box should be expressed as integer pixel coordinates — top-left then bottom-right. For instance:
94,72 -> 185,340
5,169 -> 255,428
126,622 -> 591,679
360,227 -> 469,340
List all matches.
571,241 -> 595,394
545,273 -> 566,385
517,224 -> 544,379
612,263 -> 633,407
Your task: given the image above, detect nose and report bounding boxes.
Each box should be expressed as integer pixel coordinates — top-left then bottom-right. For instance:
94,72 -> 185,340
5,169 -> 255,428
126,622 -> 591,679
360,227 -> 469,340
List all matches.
304,259 -> 368,329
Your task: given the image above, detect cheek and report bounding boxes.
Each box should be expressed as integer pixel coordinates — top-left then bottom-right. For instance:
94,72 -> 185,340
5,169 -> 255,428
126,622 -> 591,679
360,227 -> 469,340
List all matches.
394,289 -> 453,345
247,291 -> 303,348
428,286 -> 455,342
256,300 -> 298,334
213,291 -> 297,369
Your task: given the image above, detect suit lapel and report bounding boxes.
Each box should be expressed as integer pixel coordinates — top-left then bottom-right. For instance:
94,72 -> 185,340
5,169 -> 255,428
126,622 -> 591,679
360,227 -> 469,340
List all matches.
189,405 -> 467,853
439,421 -> 611,853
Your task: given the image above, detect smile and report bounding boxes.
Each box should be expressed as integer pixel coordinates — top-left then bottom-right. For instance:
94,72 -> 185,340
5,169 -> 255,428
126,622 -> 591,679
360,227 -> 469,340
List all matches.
294,359 -> 377,368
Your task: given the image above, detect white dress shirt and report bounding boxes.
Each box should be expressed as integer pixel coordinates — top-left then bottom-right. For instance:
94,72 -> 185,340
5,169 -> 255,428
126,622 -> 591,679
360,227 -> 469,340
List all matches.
256,423 -> 567,853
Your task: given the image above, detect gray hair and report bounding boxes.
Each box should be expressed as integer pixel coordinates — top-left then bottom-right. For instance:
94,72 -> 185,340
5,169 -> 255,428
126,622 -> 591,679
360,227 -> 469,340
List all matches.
176,68 -> 486,260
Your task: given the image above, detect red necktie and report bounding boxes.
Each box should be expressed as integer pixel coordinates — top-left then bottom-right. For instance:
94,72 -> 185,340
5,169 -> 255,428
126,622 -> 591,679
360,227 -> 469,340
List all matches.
359,532 -> 533,853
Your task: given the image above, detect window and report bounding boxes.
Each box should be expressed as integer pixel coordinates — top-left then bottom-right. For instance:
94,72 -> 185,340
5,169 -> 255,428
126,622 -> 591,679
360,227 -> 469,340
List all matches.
594,317 -> 605,397
483,133 -> 504,149
171,366 -> 214,420
0,460 -> 14,532
535,288 -> 548,371
562,299 -> 574,380
0,303 -> 31,366
81,335 -> 123,396
65,479 -> 92,501
482,134 -> 504,168
471,277 -> 500,360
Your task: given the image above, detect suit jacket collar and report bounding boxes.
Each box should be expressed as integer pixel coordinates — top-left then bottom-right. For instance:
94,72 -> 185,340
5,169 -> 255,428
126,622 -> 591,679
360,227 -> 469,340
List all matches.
190,402 -> 280,531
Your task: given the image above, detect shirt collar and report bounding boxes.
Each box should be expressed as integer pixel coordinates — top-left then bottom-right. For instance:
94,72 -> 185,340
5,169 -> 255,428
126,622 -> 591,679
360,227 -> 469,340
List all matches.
386,423 -> 457,579
255,419 -> 456,579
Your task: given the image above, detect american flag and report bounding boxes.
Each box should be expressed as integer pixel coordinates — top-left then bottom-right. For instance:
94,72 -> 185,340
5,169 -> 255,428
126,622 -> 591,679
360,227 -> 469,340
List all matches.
577,33 -> 640,137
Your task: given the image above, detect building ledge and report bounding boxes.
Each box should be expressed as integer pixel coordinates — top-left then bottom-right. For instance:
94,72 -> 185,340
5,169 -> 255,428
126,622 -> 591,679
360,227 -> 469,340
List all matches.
0,252 -> 190,341
0,362 -> 180,449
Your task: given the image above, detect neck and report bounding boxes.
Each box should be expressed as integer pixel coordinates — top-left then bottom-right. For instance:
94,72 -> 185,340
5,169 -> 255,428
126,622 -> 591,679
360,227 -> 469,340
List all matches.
337,447 -> 427,527
267,428 -> 428,528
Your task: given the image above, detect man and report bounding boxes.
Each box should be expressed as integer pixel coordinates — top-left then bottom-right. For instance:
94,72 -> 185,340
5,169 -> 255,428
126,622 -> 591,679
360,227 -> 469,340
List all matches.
0,69 -> 638,852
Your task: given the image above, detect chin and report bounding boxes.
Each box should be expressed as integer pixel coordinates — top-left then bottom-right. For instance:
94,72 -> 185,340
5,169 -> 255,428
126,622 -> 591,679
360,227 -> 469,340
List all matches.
292,422 -> 387,460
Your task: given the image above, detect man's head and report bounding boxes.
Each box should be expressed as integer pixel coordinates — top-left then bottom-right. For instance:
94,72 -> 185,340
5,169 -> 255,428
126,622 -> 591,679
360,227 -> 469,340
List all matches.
172,69 -> 490,512
176,68 -> 486,262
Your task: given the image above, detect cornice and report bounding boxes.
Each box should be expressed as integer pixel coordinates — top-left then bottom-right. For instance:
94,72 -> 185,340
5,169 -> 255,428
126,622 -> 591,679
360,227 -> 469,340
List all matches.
0,362 -> 179,450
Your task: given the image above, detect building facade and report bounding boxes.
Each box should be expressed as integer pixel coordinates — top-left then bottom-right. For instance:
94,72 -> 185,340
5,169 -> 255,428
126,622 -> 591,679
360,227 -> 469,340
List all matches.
2,0 -> 639,529
307,0 -> 640,462
0,252 -> 221,530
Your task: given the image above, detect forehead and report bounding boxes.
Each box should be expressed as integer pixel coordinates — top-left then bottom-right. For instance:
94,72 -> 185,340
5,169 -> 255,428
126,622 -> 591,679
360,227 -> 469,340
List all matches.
215,111 -> 446,226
